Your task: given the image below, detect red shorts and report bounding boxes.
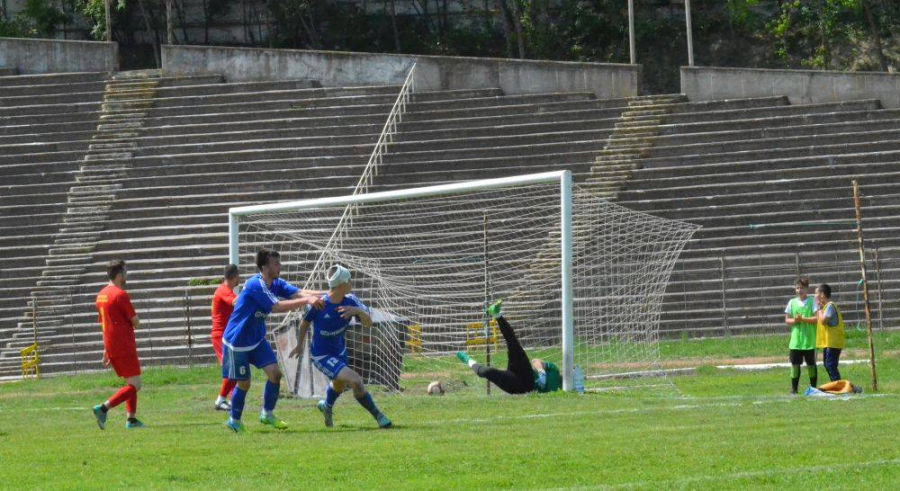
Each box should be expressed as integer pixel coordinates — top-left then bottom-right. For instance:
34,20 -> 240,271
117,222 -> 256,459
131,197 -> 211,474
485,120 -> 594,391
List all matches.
109,355 -> 141,379
211,333 -> 224,365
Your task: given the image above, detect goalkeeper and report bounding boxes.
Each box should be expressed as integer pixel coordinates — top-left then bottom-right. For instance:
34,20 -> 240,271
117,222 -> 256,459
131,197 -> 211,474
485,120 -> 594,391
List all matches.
456,300 -> 562,394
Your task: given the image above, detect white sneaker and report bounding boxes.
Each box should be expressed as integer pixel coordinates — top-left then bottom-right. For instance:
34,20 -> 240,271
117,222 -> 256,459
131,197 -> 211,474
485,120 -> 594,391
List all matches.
214,400 -> 231,411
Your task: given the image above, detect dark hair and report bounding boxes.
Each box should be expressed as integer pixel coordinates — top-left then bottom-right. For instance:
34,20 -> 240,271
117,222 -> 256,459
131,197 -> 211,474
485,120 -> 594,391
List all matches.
818,283 -> 832,298
256,249 -> 280,270
224,264 -> 239,280
107,260 -> 126,280
795,277 -> 809,288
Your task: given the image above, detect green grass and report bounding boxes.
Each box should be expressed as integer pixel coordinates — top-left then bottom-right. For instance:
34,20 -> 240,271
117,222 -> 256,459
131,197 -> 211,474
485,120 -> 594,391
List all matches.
1,350 -> 898,489
659,329 -> 898,361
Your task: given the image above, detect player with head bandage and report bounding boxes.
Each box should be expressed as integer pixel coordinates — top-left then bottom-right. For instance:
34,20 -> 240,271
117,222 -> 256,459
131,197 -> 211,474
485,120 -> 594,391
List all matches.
290,265 -> 392,429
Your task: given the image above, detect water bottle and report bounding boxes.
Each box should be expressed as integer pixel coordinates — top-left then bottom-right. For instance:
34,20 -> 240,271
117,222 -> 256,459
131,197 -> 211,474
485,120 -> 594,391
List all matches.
573,365 -> 585,394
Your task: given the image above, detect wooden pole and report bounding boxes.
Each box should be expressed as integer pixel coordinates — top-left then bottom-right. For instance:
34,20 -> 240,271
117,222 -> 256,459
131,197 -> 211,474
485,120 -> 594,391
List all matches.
852,181 -> 878,392
166,0 -> 174,45
483,213 -> 491,396
873,247 -> 885,331
104,0 -> 112,42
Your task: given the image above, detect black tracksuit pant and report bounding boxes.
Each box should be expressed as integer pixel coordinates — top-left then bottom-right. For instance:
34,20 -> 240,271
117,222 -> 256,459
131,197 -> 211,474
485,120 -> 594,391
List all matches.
471,317 -> 535,394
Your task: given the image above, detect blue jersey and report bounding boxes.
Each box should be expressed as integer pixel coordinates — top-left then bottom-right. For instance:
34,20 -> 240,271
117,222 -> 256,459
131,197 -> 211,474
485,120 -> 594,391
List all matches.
304,293 -> 369,358
223,274 -> 299,350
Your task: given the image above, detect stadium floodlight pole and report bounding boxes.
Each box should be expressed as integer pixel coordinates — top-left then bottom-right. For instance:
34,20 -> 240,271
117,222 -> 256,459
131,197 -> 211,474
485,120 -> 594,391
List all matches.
685,0 -> 695,67
628,0 -> 636,64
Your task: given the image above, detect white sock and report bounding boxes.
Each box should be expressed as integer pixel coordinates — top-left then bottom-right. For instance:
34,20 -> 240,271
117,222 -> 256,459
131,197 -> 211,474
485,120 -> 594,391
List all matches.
262,410 -> 273,418
467,359 -> 477,367
215,396 -> 227,404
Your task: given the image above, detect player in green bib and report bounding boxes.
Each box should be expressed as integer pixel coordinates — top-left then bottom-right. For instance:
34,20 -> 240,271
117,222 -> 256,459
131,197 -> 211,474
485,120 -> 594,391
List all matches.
784,277 -> 818,394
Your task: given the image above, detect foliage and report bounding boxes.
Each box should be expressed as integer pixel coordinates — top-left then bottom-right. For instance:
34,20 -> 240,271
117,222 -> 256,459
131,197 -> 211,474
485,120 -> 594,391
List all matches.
187,277 -> 220,287
7,1 -> 899,92
77,0 -> 126,41
0,0 -> 70,38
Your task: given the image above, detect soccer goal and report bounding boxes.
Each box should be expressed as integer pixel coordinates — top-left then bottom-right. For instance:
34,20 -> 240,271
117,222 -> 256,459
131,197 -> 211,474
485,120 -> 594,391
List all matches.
228,170 -> 699,396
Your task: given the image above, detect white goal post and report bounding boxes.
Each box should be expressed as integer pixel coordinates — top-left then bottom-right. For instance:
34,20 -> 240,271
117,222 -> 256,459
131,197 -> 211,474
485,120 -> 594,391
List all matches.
227,170 -> 697,397
229,170 -> 578,390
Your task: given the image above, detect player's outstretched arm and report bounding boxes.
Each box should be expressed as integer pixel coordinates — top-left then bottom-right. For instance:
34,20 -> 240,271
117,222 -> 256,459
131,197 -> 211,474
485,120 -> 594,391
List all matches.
294,289 -> 327,298
289,320 -> 311,359
272,296 -> 323,314
338,306 -> 372,327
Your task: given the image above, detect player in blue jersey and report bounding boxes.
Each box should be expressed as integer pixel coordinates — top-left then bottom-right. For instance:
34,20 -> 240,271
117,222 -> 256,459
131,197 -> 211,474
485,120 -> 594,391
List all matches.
290,265 -> 392,429
221,249 -> 324,433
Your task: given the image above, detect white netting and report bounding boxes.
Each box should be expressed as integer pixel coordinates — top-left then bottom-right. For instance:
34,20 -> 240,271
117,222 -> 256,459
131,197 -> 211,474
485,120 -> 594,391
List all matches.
234,177 -> 699,396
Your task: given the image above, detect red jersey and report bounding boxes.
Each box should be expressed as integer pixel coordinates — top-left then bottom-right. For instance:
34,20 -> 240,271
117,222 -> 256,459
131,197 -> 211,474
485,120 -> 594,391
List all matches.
96,284 -> 138,359
211,282 -> 237,336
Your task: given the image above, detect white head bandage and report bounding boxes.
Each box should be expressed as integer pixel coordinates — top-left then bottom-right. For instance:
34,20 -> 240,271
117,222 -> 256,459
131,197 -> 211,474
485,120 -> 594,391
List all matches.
327,265 -> 351,288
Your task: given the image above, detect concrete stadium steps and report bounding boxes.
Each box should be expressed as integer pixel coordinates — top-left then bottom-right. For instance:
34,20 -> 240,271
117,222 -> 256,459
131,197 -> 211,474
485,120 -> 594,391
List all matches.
0,71 -> 109,88
657,100 -> 882,127
602,95 -> 900,337
591,137 -> 900,173
615,158 -> 900,206
633,113 -> 900,152
0,74 -> 222,99
1,81 -> 644,376
0,91 -> 598,166
10,86 -> 869,377
0,74 -> 223,108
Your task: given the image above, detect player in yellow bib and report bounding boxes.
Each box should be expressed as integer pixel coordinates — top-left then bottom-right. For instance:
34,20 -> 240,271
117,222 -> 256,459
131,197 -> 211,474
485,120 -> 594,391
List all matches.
798,284 -> 845,382
785,277 -> 817,394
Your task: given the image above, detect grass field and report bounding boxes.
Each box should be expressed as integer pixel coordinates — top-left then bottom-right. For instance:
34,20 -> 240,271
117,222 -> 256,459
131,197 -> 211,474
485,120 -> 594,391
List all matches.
1,333 -> 898,490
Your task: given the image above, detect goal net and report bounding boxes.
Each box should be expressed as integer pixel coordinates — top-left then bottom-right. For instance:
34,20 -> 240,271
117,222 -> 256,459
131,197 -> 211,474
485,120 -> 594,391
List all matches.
228,171 -> 699,396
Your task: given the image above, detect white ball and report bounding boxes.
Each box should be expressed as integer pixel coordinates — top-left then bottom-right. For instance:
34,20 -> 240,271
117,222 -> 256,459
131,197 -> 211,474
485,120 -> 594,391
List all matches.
427,381 -> 445,396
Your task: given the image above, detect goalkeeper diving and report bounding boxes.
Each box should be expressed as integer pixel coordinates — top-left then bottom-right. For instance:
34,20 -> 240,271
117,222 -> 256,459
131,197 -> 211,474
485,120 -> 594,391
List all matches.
457,300 -> 562,394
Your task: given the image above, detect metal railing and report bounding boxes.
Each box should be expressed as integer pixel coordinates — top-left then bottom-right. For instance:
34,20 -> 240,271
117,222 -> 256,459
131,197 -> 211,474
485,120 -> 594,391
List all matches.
301,61 -> 418,290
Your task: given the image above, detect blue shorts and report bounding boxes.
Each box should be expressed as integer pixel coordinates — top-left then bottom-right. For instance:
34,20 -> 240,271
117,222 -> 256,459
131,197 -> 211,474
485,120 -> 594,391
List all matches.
222,341 -> 278,381
312,354 -> 348,380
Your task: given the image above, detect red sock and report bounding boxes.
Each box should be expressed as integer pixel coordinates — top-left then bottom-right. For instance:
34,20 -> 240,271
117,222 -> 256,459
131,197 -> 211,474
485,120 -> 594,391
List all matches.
220,379 -> 237,399
106,384 -> 137,410
125,391 -> 138,414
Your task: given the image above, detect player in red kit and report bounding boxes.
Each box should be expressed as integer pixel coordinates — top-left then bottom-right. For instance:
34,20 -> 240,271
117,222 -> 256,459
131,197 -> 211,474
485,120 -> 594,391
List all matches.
92,260 -> 145,429
211,264 -> 239,410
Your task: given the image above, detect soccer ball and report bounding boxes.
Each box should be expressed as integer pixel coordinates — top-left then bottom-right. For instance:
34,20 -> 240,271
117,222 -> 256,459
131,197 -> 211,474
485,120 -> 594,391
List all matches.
427,381 -> 444,396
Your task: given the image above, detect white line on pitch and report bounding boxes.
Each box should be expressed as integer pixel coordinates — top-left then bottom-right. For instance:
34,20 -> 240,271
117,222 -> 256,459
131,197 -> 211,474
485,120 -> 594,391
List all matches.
532,458 -> 900,490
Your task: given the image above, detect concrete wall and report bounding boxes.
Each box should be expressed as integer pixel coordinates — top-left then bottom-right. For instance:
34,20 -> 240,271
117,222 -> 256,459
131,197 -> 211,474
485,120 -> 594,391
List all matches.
162,45 -> 641,98
682,66 -> 900,109
0,37 -> 118,73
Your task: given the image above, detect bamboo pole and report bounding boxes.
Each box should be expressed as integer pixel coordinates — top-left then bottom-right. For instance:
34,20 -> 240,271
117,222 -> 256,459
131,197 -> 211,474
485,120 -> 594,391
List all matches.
852,181 -> 878,392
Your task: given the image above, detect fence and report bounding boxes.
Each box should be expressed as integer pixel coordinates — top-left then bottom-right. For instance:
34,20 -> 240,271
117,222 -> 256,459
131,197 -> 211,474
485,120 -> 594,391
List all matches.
662,247 -> 898,341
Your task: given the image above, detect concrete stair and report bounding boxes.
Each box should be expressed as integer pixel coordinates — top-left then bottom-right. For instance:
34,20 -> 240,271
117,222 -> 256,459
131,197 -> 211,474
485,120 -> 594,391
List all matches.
607,97 -> 900,339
